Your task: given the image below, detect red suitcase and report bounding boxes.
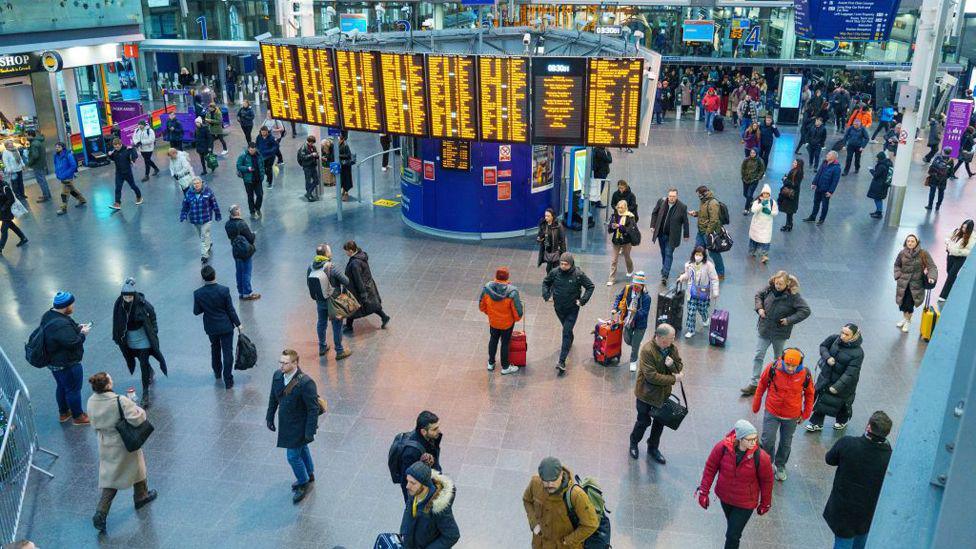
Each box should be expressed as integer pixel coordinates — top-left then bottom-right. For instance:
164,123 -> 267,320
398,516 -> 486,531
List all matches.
509,330 -> 527,367
593,321 -> 623,366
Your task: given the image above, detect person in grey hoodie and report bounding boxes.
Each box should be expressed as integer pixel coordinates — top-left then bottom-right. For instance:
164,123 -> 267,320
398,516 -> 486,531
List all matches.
478,267 -> 524,375
306,244 -> 352,360
542,252 -> 595,376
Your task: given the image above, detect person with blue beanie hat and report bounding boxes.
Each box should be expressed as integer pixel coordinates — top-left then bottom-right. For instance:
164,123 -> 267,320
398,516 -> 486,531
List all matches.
38,290 -> 91,424
400,460 -> 459,548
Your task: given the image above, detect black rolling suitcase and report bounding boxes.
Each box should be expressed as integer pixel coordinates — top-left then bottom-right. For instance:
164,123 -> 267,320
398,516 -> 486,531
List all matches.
656,283 -> 685,333
713,115 -> 724,132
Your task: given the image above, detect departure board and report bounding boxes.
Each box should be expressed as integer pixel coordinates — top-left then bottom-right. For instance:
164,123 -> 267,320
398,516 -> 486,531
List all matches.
335,50 -> 384,133
295,46 -> 341,128
441,140 -> 471,170
379,53 -> 429,136
427,55 -> 478,140
586,58 -> 644,147
478,56 -> 529,143
531,57 -> 587,145
260,43 -> 305,122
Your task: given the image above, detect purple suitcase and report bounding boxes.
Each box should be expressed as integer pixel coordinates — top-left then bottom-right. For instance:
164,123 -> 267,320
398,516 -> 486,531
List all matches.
709,309 -> 729,347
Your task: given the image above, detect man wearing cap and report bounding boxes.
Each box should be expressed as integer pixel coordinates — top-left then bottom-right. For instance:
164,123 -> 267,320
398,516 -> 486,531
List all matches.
400,461 -> 460,548
751,348 -> 815,481
523,457 -> 599,549
39,291 -> 91,424
542,252 -> 595,376
630,323 -> 684,463
131,119 -> 160,182
612,272 -> 652,372
479,267 -> 524,375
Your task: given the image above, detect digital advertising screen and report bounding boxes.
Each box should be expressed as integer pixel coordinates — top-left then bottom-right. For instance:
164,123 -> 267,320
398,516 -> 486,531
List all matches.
682,20 -> 715,43
295,46 -> 341,128
780,75 -> 803,109
379,52 -> 429,137
440,140 -> 471,170
426,55 -> 479,141
531,57 -> 587,146
260,43 -> 305,122
478,56 -> 530,143
334,50 -> 384,133
586,57 -> 644,148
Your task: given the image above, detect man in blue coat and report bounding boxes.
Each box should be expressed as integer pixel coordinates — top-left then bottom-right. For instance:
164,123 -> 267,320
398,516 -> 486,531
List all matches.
841,119 -> 870,176
192,265 -> 241,388
400,461 -> 460,548
804,151 -> 841,225
266,349 -> 320,503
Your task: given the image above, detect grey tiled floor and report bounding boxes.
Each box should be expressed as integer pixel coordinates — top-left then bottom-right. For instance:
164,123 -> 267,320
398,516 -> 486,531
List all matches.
1,111 -> 969,548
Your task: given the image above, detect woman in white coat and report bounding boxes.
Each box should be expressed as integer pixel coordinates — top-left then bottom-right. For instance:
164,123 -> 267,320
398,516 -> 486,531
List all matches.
677,245 -> 720,338
167,147 -> 195,195
88,372 -> 157,534
748,183 -> 779,263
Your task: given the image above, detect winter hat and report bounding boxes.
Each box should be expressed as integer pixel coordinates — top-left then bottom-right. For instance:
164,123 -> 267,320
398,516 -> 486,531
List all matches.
782,348 -> 803,366
121,277 -> 137,296
495,267 -> 510,282
759,184 -> 772,196
538,457 -> 562,482
632,271 -> 646,285
559,252 -> 574,267
734,419 -> 757,440
405,461 -> 432,486
53,291 -> 75,309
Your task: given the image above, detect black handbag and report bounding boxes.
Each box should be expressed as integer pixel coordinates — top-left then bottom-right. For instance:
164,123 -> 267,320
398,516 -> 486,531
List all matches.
706,227 -> 734,253
114,396 -> 154,452
651,381 -> 688,431
234,332 -> 258,370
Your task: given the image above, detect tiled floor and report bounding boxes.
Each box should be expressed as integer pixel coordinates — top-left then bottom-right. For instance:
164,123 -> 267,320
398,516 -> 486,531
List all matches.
1,110 -> 969,548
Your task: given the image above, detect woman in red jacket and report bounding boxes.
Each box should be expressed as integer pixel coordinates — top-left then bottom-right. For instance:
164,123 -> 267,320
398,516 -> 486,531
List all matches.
696,420 -> 774,549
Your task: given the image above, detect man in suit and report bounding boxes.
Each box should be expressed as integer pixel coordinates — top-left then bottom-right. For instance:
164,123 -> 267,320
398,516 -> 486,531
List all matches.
193,265 -> 241,388
648,188 -> 690,286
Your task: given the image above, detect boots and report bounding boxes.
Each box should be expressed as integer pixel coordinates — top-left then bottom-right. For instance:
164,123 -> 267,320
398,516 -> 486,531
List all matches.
93,488 -> 116,533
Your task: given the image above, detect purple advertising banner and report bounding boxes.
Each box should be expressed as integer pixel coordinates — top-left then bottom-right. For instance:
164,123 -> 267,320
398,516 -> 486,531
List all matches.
117,114 -> 150,148
942,99 -> 974,159
99,101 -> 144,123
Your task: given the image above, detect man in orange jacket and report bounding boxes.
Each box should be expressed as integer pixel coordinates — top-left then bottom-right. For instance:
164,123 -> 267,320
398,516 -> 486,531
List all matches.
479,267 -> 523,375
751,348 -> 814,481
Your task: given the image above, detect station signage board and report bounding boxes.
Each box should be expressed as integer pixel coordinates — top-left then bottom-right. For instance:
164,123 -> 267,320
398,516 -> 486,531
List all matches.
531,57 -> 587,146
586,58 -> 643,148
794,0 -> 901,41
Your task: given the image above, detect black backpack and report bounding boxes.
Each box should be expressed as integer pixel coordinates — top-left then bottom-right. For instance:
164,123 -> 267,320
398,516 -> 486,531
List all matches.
232,234 -> 255,260
714,199 -> 730,225
25,320 -> 53,368
387,432 -> 425,484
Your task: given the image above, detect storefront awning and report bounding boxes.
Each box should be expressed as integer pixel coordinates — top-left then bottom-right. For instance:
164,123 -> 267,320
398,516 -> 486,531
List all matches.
139,40 -> 260,56
0,27 -> 144,55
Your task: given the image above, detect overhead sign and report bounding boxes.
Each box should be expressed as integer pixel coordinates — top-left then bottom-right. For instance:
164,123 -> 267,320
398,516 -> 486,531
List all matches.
531,57 -> 587,146
379,53 -> 429,137
942,99 -> 974,159
0,53 -> 34,78
595,26 -> 622,36
586,58 -> 643,148
794,0 -> 901,41
780,75 -> 803,109
427,55 -> 478,140
339,13 -> 368,33
259,44 -> 304,122
682,20 -> 715,43
730,18 -> 750,40
295,47 -> 341,128
441,140 -> 471,170
478,56 -> 529,143
334,50 -> 384,132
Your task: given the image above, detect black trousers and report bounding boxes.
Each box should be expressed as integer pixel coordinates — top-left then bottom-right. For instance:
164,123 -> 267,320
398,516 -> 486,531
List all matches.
213,134 -> 228,152
0,219 -> 27,250
197,151 -> 210,175
785,212 -> 794,227
941,255 -> 966,300
263,156 -> 276,186
808,144 -> 822,170
954,158 -> 973,177
488,326 -> 514,368
871,121 -> 891,140
629,399 -> 665,450
927,184 -> 945,208
554,306 -> 579,363
809,190 -> 831,222
133,349 -> 158,394
140,151 -> 160,178
275,138 -> 284,163
170,139 -> 183,151
759,146 -> 771,167
833,109 -> 846,132
114,173 -> 142,203
244,181 -> 264,213
843,146 -> 862,173
303,167 -> 320,195
209,332 -> 234,386
721,502 -> 754,549
924,144 -> 940,163
241,124 -> 253,145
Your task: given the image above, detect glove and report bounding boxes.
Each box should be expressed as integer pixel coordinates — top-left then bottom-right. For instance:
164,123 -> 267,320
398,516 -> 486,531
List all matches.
757,504 -> 770,516
696,488 -> 710,510
267,421 -> 276,432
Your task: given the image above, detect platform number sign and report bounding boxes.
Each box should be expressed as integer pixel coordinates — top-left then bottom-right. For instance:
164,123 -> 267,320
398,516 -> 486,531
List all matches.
743,25 -> 762,52
821,41 -> 840,55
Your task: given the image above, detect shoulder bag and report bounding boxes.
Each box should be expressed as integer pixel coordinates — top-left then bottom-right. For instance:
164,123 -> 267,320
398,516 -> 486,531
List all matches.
920,252 -> 938,289
650,381 -> 688,431
284,373 -> 328,417
115,396 -> 154,452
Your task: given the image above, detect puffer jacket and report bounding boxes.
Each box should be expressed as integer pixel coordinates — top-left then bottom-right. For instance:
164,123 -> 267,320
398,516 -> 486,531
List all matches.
255,133 -> 279,160
635,341 -> 683,407
702,91 -> 720,113
53,149 -> 78,181
741,156 -> 765,185
752,359 -> 814,420
812,334 -> 864,416
698,430 -> 774,510
847,109 -> 873,129
843,124 -> 870,149
753,276 -> 811,340
39,309 -> 86,370
542,258 -> 594,312
696,191 -> 723,235
478,281 -> 524,330
613,284 -> 651,330
866,156 -> 893,200
946,230 -> 976,257
523,466 -> 599,549
894,246 -> 937,307
748,193 -> 778,245
400,472 -> 460,549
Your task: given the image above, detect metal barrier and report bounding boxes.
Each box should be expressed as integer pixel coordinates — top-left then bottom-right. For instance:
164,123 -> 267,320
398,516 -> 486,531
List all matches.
0,346 -> 58,544
337,147 -> 402,221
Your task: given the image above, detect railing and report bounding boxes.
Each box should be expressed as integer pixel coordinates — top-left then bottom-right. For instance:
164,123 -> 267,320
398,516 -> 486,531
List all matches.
336,147 -> 403,221
0,346 -> 57,544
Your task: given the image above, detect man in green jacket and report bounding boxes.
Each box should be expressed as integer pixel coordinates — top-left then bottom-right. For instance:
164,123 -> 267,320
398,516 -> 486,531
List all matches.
25,130 -> 52,202
235,143 -> 264,217
690,185 -> 726,279
204,103 -> 228,155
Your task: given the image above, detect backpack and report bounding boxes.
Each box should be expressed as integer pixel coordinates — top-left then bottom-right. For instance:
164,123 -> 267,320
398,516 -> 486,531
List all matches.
307,265 -> 334,302
930,157 -> 950,179
387,432 -> 425,484
205,152 -> 218,171
714,199 -> 730,226
25,320 -> 54,368
767,362 -> 812,391
564,475 -> 612,549
231,234 -> 255,260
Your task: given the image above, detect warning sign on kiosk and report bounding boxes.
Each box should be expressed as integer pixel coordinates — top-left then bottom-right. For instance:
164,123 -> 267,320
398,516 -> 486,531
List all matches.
497,181 -> 512,200
423,161 -> 435,181
483,166 -> 497,186
408,157 -> 422,172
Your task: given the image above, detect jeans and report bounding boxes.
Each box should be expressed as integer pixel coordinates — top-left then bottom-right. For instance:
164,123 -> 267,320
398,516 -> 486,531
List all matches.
554,306 -> 579,363
844,147 -> 862,173
658,238 -> 675,278
194,221 -> 213,259
809,190 -> 831,222
609,244 -> 634,282
743,182 -> 759,211
623,325 -> 645,363
140,151 -> 160,178
488,326 -> 514,368
751,336 -> 786,385
32,169 -> 52,198
315,302 -> 344,353
696,231 -> 725,276
304,167 -> 321,195
739,117 -> 751,137
286,444 -> 314,485
0,220 -> 27,250
235,257 -> 253,297
873,198 -> 883,213
759,146 -> 771,167
941,255 -> 967,300
927,184 -> 945,208
114,172 -> 142,203
748,239 -> 770,260
760,411 -> 799,468
705,111 -> 716,132
653,110 -> 663,124
52,363 -> 85,417
244,181 -> 264,213
629,399 -> 664,450
721,502 -> 754,549
9,171 -> 25,199
833,534 -> 868,549
808,145 -> 823,170
209,332 -> 234,385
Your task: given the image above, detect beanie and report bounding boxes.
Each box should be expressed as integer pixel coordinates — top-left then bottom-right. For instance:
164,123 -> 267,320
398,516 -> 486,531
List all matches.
631,271 -> 646,285
495,267 -> 510,282
734,419 -> 757,440
53,291 -> 75,309
121,277 -> 137,295
782,348 -> 803,366
559,252 -> 574,266
405,461 -> 432,486
538,457 -> 562,482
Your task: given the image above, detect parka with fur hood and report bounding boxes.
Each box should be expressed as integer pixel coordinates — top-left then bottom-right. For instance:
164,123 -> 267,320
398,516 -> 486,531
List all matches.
400,471 -> 460,548
754,274 -> 811,340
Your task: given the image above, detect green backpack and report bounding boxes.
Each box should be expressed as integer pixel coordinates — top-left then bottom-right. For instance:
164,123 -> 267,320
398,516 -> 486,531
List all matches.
205,152 -> 219,171
564,474 -> 612,548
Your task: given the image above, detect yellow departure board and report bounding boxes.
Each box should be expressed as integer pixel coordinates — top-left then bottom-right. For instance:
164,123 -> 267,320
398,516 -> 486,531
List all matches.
379,53 -> 429,136
427,55 -> 478,140
586,58 -> 644,147
295,46 -> 341,128
260,43 -> 305,122
478,56 -> 529,143
335,50 -> 384,133
531,57 -> 587,145
441,140 -> 471,170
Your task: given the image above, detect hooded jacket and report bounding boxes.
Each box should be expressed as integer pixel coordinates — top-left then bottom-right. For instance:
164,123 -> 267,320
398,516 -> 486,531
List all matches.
39,309 -> 86,369
542,256 -> 594,312
344,250 -> 383,316
813,334 -> 864,416
479,280 -> 524,330
698,430 -> 774,510
867,154 -> 893,200
696,190 -> 723,235
843,124 -> 870,149
53,148 -> 78,181
847,108 -> 873,129
805,123 -> 827,149
748,185 -> 778,244
255,132 -> 279,159
522,467 -> 599,549
753,275 -> 811,340
132,125 -> 156,153
702,90 -> 720,113
26,134 -> 48,171
400,472 -> 460,549
752,359 -> 814,420
823,434 -> 892,538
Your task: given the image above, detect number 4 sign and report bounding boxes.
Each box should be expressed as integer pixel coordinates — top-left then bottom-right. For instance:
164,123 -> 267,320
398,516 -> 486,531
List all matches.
743,25 -> 761,52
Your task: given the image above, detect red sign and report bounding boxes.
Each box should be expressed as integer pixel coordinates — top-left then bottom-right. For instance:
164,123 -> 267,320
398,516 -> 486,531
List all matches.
498,169 -> 512,178
499,145 -> 511,162
497,181 -> 512,200
408,156 -> 422,172
123,44 -> 139,59
483,166 -> 497,186
423,160 -> 435,181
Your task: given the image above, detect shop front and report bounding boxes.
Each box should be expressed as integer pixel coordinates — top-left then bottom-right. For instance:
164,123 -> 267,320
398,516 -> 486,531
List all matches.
0,53 -> 41,148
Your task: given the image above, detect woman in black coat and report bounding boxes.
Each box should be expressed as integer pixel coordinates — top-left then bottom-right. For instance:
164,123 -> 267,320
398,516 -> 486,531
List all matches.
952,126 -> 975,178
778,158 -> 803,231
806,323 -> 864,432
866,151 -> 893,219
342,240 -> 390,331
609,179 -> 638,221
112,279 -> 167,406
193,119 -> 213,175
536,208 -> 567,273
0,182 -> 28,254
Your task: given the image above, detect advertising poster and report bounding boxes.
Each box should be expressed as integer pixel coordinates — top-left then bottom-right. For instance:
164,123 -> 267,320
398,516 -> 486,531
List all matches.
339,13 -> 368,33
531,145 -> 555,193
780,75 -> 803,109
408,157 -> 422,171
572,148 -> 588,193
483,166 -> 497,186
942,99 -> 974,159
497,181 -> 512,201
498,169 -> 512,178
423,160 -> 435,181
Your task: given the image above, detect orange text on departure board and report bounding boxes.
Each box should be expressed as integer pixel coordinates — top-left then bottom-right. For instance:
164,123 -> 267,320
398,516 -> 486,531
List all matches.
335,50 -> 384,132
260,43 -> 304,121
295,46 -> 341,127
441,140 -> 470,170
586,58 -> 643,147
379,53 -> 428,136
427,55 -> 478,140
478,57 -> 529,143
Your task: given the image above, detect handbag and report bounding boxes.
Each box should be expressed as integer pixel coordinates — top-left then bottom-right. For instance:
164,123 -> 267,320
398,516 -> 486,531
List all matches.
10,196 -> 28,218
650,381 -> 688,431
706,227 -> 734,253
114,396 -> 154,452
330,290 -> 361,319
284,373 -> 329,417
779,185 -> 795,199
920,252 -> 938,290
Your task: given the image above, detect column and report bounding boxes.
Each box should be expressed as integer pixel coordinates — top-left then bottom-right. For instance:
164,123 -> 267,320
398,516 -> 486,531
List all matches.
433,4 -> 444,30
62,69 -> 81,136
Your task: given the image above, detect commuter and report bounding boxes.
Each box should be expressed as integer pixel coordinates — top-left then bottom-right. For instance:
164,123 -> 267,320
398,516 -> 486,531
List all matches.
740,148 -> 765,214
806,324 -> 864,432
893,235 -> 937,333
109,123 -> 122,144
24,130 -> 52,202
111,278 -> 167,408
609,179 -> 638,220
380,133 -> 392,171
178,66 -> 194,88
951,126 -> 974,179
164,115 -> 183,151
607,199 -> 637,286
266,349 -> 320,503
841,118 -> 869,176
689,185 -> 726,279
297,135 -> 321,202
652,83 -> 665,124
648,187 -> 690,285
747,184 -> 778,264
822,411 -> 893,549
536,208 -> 567,273
777,158 -> 803,232
52,142 -> 86,214
741,271 -> 811,396
751,348 -> 814,481
925,147 -> 953,210
806,117 -> 827,170
179,177 -> 221,264
0,180 -> 27,254
629,323 -> 684,463
612,272 -> 652,371
260,116 -> 286,164
696,420 -> 774,549
131,120 -> 160,182
338,132 -> 355,201
342,240 -> 391,331
939,219 -> 975,302
866,151 -> 893,219
235,143 -> 264,216
321,137 -> 336,187
255,126 -> 279,188
922,117 -> 942,163
803,150 -> 841,225
870,105 -> 895,142
829,86 -> 850,132
742,122 -> 761,157
592,146 -> 612,188
39,291 -> 90,424
192,265 -> 241,389
400,461 -> 460,548
703,87 -> 720,134
193,117 -> 214,176
107,138 -> 143,211
306,244 -> 352,359
522,457 -> 599,548
676,246 -> 719,339
204,103 -> 228,155
542,252 -> 595,376
757,114 -> 780,166
883,123 -> 900,155
478,267 -> 523,375
2,140 -> 26,200
225,205 -> 260,300
236,99 -> 255,145
728,84 -> 745,126
845,103 -> 872,131
397,411 -> 444,503
88,372 -> 157,534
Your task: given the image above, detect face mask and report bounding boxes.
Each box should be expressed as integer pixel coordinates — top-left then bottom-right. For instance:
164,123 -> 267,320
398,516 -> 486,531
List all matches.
694,255 -> 703,263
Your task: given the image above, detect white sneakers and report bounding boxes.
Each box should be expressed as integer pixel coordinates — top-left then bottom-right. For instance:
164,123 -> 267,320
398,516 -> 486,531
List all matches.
487,362 -> 495,371
606,280 -> 614,286
501,366 -> 519,375
629,361 -> 637,372
896,319 -> 906,328
626,272 -> 634,277
685,331 -> 694,339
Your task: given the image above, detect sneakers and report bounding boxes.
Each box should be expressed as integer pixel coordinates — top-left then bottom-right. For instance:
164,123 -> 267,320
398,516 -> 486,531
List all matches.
59,412 -> 71,423
629,443 -> 639,459
685,331 -> 694,339
739,384 -> 757,396
901,323 -> 909,333
606,280 -> 614,286
381,316 -> 391,329
805,423 -> 823,432
318,346 -> 329,357
833,422 -> 848,430
335,350 -> 352,360
109,203 -> 122,210
73,413 -> 91,425
292,483 -> 309,503
220,150 -> 229,156
937,296 -> 947,303
629,361 -> 637,372
870,211 -> 883,219
896,319 -> 906,328
487,362 -> 495,372
556,362 -> 567,376
135,198 -> 144,205
626,271 -> 634,278
501,366 -> 519,375
802,217 -> 815,223
774,467 -> 788,481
